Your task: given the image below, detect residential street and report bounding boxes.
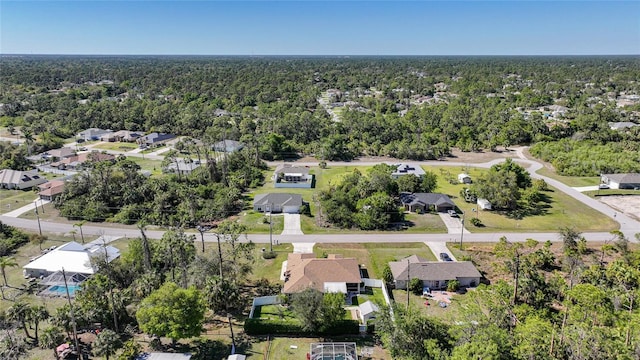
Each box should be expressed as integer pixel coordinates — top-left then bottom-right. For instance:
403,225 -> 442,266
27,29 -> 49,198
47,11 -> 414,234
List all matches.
2,148 -> 639,244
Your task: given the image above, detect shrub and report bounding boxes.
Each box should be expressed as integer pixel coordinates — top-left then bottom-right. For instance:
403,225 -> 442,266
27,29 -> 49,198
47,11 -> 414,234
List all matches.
469,217 -> 483,227
409,278 -> 423,295
262,251 -> 277,259
447,280 -> 460,292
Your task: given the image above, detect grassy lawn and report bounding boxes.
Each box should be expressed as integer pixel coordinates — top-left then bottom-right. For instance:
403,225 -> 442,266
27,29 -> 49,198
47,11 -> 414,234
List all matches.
585,189 -> 640,197
354,287 -> 387,307
250,243 -> 292,282
403,213 -> 447,233
535,167 -> 600,187
422,165 -> 618,233
254,304 -> 297,322
391,289 -> 464,323
314,243 -> 436,279
0,189 -> 39,213
93,142 -> 139,152
126,156 -> 164,176
237,210 -> 284,234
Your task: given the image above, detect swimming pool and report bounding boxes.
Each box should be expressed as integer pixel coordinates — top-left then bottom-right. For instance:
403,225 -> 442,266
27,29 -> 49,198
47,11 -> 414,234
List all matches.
47,284 -> 81,296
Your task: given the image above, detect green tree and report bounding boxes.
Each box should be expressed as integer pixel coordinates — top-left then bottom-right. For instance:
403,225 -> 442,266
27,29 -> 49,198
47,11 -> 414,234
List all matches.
290,287 -> 324,332
136,282 -> 205,345
39,326 -> 64,360
0,256 -> 18,287
321,292 -> 345,328
117,339 -> 142,360
7,300 -> 32,338
28,305 -> 49,345
92,329 -> 121,360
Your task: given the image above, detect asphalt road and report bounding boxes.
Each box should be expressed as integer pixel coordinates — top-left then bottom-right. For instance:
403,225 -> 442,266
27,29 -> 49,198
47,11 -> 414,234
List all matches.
2,147 -> 639,244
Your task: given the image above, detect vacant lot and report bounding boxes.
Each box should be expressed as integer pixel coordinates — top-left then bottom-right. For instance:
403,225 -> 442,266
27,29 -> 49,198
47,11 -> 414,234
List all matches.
597,195 -> 640,221
0,189 -> 38,213
93,141 -> 139,152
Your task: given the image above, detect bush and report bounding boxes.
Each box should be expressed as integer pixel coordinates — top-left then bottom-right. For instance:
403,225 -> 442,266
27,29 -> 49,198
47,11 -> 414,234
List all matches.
262,251 -> 277,259
409,278 -> 423,295
469,217 -> 483,227
447,280 -> 460,292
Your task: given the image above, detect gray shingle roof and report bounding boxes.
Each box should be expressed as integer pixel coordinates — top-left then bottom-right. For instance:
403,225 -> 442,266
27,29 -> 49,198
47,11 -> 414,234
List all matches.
602,173 -> 640,184
399,193 -> 455,207
389,258 -> 481,282
254,193 -> 303,208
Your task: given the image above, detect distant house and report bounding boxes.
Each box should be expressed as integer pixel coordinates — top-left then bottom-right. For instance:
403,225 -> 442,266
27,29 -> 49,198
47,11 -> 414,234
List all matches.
137,132 -> 176,147
273,164 -> 315,188
163,159 -> 201,176
283,253 -> 362,294
38,180 -> 66,201
389,255 -> 482,290
0,169 -> 47,190
46,147 -> 75,160
609,122 -> 639,131
136,353 -> 192,360
213,140 -> 245,153
391,163 -> 426,178
23,241 -> 120,278
399,192 -> 456,213
601,173 -> 640,190
50,151 -> 115,170
477,198 -> 492,210
458,173 -> 472,184
101,130 -> 144,142
253,193 -> 303,213
77,128 -> 112,141
358,300 -> 380,324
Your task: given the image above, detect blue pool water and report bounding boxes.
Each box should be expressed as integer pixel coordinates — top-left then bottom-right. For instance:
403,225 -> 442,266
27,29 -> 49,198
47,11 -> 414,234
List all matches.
48,285 -> 80,296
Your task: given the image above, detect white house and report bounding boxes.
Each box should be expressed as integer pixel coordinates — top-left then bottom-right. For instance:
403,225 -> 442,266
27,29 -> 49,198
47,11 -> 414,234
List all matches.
391,163 -> 426,178
23,241 -> 120,278
0,169 -> 47,190
601,173 -> 640,190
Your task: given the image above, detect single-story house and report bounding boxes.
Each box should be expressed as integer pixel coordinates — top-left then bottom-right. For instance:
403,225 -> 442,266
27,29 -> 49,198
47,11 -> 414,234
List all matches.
77,128 -> 112,141
477,198 -> 492,210
163,160 -> 201,176
137,132 -> 176,147
283,253 -> 362,294
391,163 -> 426,178
50,151 -> 116,170
458,173 -> 472,184
389,255 -> 482,290
601,173 -> 640,190
23,241 -> 120,278
38,180 -> 66,201
46,147 -> 75,160
0,169 -> 47,190
253,193 -> 303,214
273,164 -> 314,188
358,300 -> 379,324
213,140 -> 245,153
101,130 -> 145,142
136,353 -> 192,360
399,192 -> 456,213
609,122 -> 639,131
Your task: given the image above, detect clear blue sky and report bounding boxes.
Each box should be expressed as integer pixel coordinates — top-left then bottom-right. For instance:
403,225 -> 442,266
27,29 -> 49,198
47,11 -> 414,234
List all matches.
1,1 -> 639,55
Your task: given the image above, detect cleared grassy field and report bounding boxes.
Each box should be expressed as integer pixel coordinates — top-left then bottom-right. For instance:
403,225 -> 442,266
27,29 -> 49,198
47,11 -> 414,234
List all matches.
314,243 -> 436,279
535,167 -> 600,187
423,165 -> 617,233
0,189 -> 39,213
237,210 -> 285,234
93,142 -> 139,152
126,156 -> 164,175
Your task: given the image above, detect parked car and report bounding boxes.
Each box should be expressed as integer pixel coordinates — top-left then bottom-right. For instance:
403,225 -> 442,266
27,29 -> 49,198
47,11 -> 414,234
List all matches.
447,210 -> 458,217
439,253 -> 452,261
598,184 -> 610,189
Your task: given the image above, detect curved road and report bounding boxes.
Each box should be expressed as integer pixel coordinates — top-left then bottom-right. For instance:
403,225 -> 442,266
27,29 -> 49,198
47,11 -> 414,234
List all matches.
2,149 -> 639,244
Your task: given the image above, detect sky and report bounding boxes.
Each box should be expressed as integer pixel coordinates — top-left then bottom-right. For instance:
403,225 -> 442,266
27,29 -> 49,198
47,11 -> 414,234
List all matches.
1,1 -> 639,55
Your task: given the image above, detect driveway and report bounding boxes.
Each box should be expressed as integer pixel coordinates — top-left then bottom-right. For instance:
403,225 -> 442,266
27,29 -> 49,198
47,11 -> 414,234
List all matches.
424,241 -> 457,261
573,186 -> 599,192
438,213 -> 470,235
281,213 -> 304,235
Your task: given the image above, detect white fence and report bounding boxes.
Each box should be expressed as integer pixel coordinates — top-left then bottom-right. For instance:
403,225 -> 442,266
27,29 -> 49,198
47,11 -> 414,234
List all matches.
249,295 -> 281,319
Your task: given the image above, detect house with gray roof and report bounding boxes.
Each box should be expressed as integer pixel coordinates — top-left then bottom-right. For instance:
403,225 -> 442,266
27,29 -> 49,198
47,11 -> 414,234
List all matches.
0,169 -> 47,190
609,122 -> 639,131
273,164 -> 315,188
137,132 -> 176,147
601,173 -> 640,190
163,159 -> 201,176
391,163 -> 426,178
213,140 -> 245,153
253,193 -> 304,213
389,255 -> 482,290
399,192 -> 456,213
77,128 -> 113,141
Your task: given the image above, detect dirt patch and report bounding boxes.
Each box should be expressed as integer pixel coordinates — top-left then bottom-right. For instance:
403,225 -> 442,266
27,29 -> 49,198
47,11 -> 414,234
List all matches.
598,195 -> 640,221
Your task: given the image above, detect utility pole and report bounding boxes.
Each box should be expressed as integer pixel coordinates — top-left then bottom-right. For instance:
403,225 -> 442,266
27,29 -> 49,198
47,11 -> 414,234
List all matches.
459,213 -> 465,250
34,203 -> 42,236
268,203 -> 273,252
406,258 -> 410,309
228,313 -> 236,355
62,268 -> 81,356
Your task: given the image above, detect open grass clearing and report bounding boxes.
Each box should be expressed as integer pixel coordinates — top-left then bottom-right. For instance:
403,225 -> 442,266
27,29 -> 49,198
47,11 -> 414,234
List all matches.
0,189 -> 39,213
314,243 -> 436,279
249,243 -> 292,282
237,210 -> 284,234
354,287 -> 387,307
391,288 -> 466,323
534,164 -> 600,187
126,156 -> 164,175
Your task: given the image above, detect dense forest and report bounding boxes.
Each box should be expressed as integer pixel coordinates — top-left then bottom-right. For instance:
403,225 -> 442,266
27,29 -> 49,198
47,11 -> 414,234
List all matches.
1,56 -> 639,167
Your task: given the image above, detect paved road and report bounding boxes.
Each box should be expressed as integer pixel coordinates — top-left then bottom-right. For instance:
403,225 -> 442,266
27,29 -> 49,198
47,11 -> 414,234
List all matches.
2,147 -> 639,244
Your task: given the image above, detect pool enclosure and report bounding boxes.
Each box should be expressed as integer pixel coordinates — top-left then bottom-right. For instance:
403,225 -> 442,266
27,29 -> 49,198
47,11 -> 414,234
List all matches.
38,271 -> 88,297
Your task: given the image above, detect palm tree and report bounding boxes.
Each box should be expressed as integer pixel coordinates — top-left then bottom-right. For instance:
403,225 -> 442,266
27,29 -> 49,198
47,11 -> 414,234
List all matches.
7,300 -> 32,338
21,127 -> 34,156
40,326 -> 64,360
0,256 -> 18,287
74,221 -> 86,243
92,328 -> 121,360
29,305 -> 50,345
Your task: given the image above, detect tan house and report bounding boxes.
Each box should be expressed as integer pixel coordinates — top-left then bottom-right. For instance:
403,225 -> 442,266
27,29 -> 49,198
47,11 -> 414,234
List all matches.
38,180 -> 66,201
283,253 -> 362,294
51,151 -> 115,170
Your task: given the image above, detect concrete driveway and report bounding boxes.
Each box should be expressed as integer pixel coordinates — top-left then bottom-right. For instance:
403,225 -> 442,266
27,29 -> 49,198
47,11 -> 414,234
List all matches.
424,241 -> 457,261
282,213 -> 304,235
438,213 -> 470,235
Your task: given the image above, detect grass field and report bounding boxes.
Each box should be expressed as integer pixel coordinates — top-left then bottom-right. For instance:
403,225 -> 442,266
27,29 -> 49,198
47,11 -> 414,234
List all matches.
126,156 -> 164,176
535,167 -> 600,187
0,189 -> 39,213
314,243 -> 436,279
423,165 -> 618,233
585,189 -> 640,197
237,210 -> 285,234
